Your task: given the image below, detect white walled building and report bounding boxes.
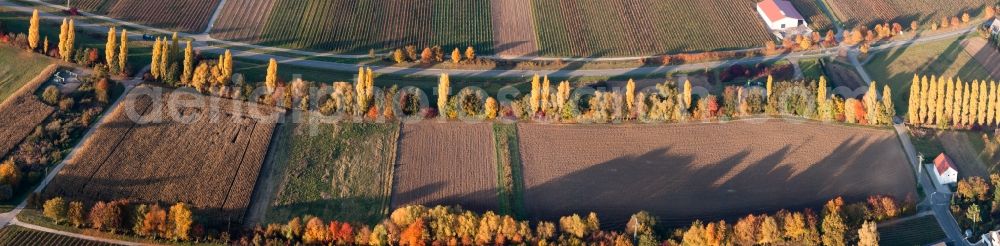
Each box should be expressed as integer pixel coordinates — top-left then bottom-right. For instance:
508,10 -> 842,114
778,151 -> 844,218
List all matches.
756,0 -> 807,31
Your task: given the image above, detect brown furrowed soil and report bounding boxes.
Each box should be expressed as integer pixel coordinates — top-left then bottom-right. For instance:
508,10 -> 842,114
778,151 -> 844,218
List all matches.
517,120 -> 916,227
43,86 -> 283,225
0,96 -> 54,159
392,122 -> 498,212
490,0 -> 539,57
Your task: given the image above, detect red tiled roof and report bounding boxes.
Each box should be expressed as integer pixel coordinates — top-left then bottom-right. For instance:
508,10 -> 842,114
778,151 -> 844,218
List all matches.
758,0 -> 805,22
934,153 -> 956,175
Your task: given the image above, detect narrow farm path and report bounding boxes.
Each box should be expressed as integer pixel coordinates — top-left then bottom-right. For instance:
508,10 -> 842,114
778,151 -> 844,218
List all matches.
201,0 -> 228,34
0,0 -> 983,78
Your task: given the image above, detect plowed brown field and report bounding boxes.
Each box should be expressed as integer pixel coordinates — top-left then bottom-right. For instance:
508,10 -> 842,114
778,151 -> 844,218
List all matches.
392,122 -> 498,212
517,120 -> 916,227
43,86 -> 283,225
490,0 -> 539,57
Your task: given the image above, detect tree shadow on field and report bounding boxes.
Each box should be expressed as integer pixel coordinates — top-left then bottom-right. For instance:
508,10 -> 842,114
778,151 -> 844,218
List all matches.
390,181 -> 499,215
518,131 -> 917,230
264,195 -> 394,226
493,41 -> 536,57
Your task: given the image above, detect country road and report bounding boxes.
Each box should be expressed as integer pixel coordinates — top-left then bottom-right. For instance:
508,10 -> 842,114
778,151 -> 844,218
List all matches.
893,121 -> 971,246
0,0 -> 982,79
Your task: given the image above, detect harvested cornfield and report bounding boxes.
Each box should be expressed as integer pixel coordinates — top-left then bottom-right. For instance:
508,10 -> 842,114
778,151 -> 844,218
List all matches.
43,0 -> 221,32
517,120 -> 916,227
0,225 -> 114,246
490,0 -> 539,57
532,0 -> 773,57
393,122 -> 498,212
210,0 -> 494,54
0,96 -> 54,159
262,122 -> 399,225
43,86 -> 283,225
824,0 -> 992,28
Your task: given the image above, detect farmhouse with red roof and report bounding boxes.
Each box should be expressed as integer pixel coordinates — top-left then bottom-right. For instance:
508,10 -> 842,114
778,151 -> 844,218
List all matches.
932,153 -> 958,185
756,0 -> 806,30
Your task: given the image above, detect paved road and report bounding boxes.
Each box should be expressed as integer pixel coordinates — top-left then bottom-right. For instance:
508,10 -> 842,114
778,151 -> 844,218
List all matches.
893,121 -> 971,246
0,0 -> 981,79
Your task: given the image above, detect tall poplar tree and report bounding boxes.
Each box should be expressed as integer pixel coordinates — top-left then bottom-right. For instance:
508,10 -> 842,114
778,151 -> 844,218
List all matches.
105,27 -> 117,70
118,29 -> 128,75
29,9 -> 40,51
182,41 -> 193,85
908,75 -> 919,123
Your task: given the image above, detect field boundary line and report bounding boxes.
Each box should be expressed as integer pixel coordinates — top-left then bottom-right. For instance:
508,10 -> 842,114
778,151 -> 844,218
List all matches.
76,97 -> 154,193
201,0 -> 227,34
242,114 -> 287,227
382,122 -> 401,218
221,120 -> 258,225
387,122 -> 404,212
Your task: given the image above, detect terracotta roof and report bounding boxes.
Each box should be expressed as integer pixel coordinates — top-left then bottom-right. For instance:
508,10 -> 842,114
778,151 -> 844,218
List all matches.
934,153 -> 956,175
758,0 -> 805,22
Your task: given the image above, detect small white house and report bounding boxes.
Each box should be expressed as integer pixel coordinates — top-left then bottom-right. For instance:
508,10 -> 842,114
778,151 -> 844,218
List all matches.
933,153 -> 958,185
756,0 -> 807,31
988,18 -> 1000,35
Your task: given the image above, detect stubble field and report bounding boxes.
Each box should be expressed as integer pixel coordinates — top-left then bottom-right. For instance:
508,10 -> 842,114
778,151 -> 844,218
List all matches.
43,86 -> 282,225
392,122 -> 499,212
517,120 -> 916,227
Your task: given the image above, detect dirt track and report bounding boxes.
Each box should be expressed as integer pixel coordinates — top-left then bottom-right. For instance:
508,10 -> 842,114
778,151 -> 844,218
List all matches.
517,120 -> 916,227
392,122 -> 498,212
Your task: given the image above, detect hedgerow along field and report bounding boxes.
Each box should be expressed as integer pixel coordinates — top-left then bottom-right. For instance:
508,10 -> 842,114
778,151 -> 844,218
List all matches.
0,225 -> 113,246
531,0 -> 774,57
824,0 -> 992,28
516,121 -> 916,228
262,122 -> 399,225
210,0 -> 494,54
41,0 -> 221,33
393,122 -> 499,213
43,86 -> 282,226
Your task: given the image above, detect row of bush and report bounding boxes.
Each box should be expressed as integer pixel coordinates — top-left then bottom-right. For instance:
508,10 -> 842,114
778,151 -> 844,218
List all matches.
231,194 -> 909,246
37,196 -> 211,243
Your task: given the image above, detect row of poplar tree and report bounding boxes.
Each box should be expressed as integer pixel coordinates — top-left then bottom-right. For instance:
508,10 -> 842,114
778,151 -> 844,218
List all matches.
907,75 -> 1000,128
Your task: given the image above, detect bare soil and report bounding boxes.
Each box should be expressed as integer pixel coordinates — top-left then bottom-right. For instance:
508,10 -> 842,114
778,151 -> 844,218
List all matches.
392,122 -> 498,212
490,0 -> 540,57
517,120 -> 916,227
